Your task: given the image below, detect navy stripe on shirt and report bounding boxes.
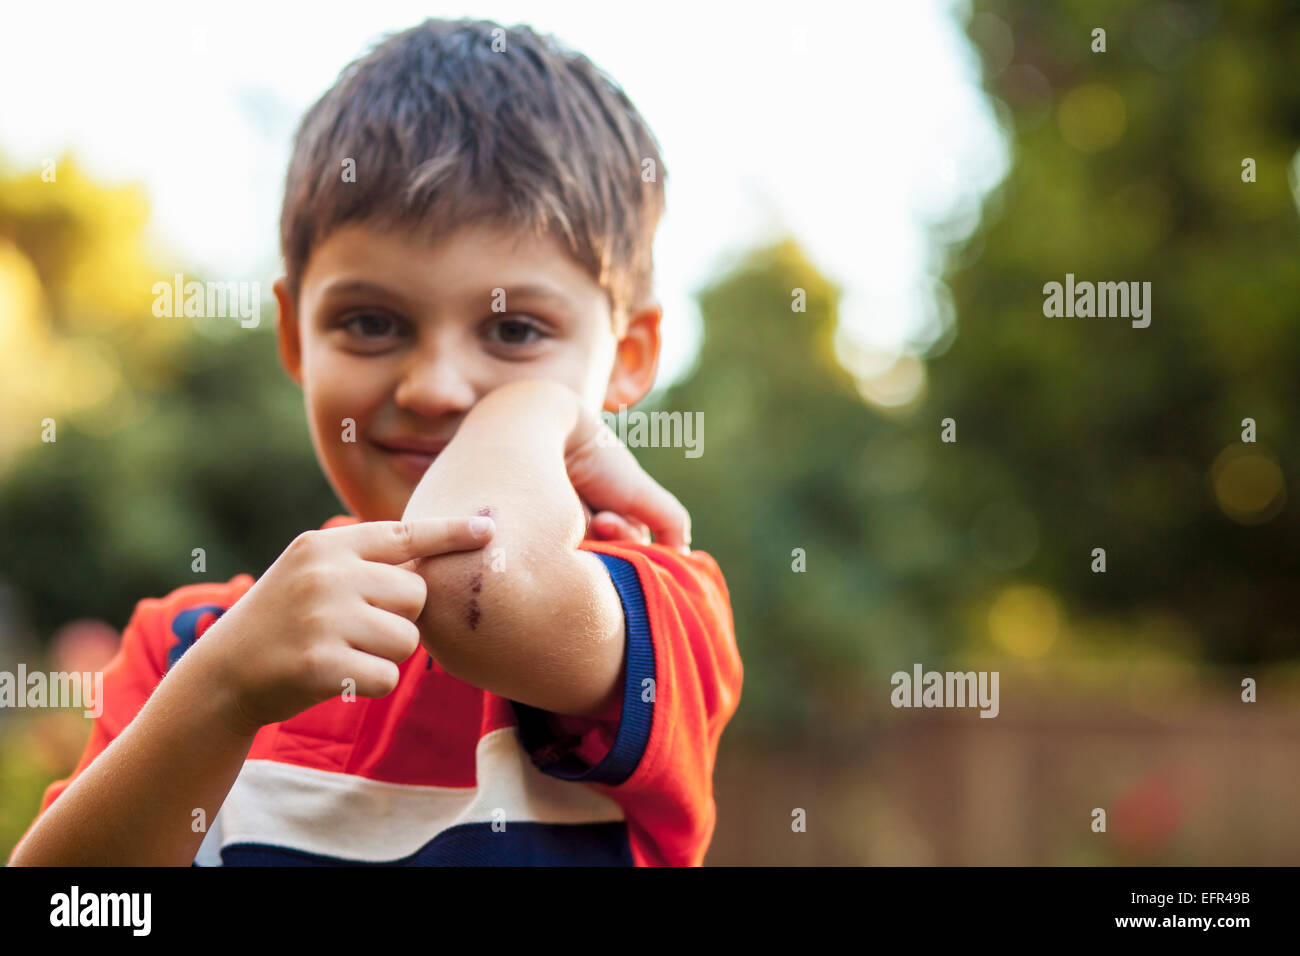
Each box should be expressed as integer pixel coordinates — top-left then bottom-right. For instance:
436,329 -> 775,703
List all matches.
214,821 -> 634,866
509,552 -> 654,785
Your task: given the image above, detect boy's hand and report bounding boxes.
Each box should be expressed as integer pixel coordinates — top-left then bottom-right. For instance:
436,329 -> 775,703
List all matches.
565,414 -> 691,553
198,517 -> 495,735
578,492 -> 651,544
584,507 -> 652,544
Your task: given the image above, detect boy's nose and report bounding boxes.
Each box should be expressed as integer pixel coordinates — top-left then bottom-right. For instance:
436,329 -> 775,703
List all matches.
393,351 -> 477,418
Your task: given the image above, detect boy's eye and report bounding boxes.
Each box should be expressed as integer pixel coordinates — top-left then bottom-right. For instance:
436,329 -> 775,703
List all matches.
487,315 -> 547,347
342,312 -> 400,338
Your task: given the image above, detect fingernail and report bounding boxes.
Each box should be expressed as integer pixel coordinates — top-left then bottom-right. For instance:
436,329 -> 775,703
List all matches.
469,516 -> 494,537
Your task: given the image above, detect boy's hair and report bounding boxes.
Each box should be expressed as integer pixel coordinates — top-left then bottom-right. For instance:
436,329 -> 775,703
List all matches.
279,18 -> 666,329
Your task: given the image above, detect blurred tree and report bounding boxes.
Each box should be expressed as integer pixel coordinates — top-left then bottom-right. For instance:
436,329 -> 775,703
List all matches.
636,0 -> 1300,738
921,0 -> 1300,663
0,154 -> 187,472
0,154 -> 337,639
639,241 -> 960,740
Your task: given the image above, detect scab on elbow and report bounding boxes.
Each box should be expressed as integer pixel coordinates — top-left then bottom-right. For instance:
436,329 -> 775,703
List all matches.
467,572 -> 482,631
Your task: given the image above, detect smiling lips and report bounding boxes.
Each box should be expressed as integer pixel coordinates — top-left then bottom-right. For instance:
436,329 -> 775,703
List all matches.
373,438 -> 449,479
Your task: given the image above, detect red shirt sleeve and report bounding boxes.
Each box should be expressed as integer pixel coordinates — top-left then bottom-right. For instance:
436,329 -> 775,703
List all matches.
508,540 -> 743,866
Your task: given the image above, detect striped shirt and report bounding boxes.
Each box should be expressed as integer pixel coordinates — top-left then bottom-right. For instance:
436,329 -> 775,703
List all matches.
30,515 -> 742,866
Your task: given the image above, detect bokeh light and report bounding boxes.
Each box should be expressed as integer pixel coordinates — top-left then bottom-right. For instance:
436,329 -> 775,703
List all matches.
988,585 -> 1061,658
1058,83 -> 1127,152
1210,444 -> 1286,525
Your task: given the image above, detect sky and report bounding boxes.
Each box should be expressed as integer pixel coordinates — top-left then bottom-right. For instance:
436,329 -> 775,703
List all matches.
0,0 -> 1009,392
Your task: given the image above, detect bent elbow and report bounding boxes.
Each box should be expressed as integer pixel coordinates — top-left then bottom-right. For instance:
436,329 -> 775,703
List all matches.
414,547 -> 541,682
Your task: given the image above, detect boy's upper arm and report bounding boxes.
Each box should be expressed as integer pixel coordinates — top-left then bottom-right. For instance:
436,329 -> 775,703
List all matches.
507,540 -> 742,866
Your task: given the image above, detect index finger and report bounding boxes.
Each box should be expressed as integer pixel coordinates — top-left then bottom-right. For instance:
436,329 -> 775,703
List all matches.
627,484 -> 691,552
330,517 -> 495,564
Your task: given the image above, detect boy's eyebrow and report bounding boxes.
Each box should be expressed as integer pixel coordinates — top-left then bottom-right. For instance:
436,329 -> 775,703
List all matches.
317,278 -> 414,309
505,283 -> 579,312
316,278 -> 578,313
321,278 -> 397,297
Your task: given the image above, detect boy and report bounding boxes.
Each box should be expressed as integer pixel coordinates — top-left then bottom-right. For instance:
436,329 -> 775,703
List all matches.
10,18 -> 741,867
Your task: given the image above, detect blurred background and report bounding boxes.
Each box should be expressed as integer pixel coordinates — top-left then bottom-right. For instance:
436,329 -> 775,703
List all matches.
3,0 -> 1300,864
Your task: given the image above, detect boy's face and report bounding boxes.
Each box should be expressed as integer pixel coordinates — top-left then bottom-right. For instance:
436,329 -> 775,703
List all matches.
274,221 -> 661,522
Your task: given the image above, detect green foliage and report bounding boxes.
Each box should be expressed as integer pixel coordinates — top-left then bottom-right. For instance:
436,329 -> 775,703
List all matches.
640,242 -> 942,739
929,0 -> 1300,659
635,0 -> 1300,738
0,326 -> 338,637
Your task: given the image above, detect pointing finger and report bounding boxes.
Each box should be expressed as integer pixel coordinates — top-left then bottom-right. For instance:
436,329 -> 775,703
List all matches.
333,517 -> 495,564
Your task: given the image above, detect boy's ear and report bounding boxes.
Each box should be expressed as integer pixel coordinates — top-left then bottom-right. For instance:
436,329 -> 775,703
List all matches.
604,302 -> 662,412
273,277 -> 303,386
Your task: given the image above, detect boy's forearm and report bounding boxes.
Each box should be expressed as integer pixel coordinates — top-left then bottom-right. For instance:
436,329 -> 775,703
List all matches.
403,380 -> 625,718
8,641 -> 256,866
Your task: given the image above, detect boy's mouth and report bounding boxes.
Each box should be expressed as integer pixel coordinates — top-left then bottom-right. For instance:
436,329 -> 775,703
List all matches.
372,438 -> 449,480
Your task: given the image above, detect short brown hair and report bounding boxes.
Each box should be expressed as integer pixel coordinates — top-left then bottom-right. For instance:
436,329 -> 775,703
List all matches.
279,18 -> 666,328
